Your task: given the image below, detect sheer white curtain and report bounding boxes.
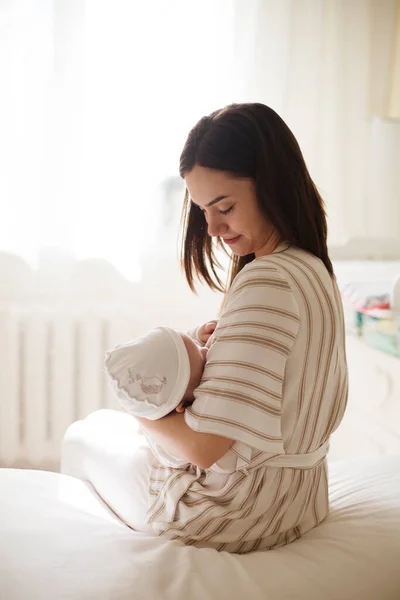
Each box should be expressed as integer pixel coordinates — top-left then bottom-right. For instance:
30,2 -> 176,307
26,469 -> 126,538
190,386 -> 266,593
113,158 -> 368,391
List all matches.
232,0 -> 400,249
0,0 -> 236,280
1,0 -> 399,284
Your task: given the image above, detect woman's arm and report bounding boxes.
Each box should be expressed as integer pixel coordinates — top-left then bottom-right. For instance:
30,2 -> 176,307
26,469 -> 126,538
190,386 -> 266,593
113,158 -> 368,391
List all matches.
136,412 -> 232,469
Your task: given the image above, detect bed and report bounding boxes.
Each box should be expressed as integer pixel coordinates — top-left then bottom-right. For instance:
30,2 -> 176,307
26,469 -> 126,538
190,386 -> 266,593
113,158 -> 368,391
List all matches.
1,453 -> 400,600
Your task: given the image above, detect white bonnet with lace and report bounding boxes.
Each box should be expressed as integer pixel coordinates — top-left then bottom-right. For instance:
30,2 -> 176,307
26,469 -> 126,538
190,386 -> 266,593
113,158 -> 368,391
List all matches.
104,326 -> 190,420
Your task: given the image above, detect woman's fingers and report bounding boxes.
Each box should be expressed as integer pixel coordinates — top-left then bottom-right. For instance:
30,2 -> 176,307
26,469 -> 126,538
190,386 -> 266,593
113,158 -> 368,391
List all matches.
197,320 -> 218,343
205,337 -> 212,349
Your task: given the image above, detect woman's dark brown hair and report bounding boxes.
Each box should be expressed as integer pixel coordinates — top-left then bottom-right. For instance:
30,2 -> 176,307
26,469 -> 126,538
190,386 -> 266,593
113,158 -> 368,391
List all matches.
179,103 -> 333,293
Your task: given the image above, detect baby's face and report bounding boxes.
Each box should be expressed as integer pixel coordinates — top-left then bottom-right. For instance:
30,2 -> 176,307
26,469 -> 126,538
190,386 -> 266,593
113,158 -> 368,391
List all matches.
180,333 -> 208,403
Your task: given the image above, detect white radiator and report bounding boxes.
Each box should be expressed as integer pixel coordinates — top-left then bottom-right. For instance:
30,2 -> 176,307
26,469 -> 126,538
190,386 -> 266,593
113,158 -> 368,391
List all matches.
0,308 -> 141,471
0,251 -> 220,472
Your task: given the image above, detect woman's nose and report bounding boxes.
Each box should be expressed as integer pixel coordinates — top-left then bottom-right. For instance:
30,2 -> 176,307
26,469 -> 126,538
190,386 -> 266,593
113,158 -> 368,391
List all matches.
207,216 -> 227,238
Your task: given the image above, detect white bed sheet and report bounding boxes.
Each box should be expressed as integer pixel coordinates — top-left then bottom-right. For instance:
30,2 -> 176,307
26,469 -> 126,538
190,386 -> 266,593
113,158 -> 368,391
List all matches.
1,455 -> 400,600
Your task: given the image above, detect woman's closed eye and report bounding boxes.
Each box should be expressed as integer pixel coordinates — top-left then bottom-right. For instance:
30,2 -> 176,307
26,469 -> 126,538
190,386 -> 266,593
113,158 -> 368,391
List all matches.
198,205 -> 234,216
219,206 -> 234,215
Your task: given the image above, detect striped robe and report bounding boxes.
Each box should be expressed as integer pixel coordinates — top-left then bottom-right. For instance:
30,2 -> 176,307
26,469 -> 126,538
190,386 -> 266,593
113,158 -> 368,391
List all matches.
146,244 -> 348,553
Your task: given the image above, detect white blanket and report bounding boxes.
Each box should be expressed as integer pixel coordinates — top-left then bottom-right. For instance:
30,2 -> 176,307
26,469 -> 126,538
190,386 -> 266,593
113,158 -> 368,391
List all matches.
1,455 -> 400,600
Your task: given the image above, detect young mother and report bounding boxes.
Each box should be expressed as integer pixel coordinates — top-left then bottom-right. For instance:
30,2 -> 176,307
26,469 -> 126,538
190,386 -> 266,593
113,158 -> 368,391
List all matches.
61,103 -> 348,554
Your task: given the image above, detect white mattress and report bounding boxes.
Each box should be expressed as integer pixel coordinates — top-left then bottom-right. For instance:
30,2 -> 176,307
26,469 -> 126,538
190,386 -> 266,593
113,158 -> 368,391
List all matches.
1,455 -> 400,600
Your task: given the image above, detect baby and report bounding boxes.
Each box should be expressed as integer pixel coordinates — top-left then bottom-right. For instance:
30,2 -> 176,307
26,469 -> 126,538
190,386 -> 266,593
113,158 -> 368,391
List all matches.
105,326 -> 208,418
104,326 -> 209,467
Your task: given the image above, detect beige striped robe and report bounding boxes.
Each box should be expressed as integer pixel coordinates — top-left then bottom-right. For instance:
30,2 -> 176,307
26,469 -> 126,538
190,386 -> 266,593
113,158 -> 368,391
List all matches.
146,244 -> 348,553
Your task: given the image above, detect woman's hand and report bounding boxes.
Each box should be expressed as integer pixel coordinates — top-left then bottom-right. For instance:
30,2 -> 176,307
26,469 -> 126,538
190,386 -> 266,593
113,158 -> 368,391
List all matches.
197,320 -> 218,346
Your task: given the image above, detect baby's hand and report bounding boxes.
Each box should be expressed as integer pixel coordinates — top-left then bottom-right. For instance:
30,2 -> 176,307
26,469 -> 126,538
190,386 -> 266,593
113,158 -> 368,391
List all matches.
197,320 -> 218,345
175,400 -> 193,413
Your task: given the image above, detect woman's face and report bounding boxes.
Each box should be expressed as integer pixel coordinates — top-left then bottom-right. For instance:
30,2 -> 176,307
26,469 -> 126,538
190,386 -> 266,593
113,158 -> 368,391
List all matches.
185,166 -> 279,257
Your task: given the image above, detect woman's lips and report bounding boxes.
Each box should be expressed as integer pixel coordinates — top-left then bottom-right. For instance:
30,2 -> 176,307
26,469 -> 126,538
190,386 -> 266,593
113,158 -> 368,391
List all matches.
223,235 -> 241,245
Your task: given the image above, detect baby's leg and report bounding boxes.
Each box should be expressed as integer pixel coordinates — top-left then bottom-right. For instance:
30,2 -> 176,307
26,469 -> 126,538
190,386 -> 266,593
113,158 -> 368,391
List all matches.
61,409 -> 154,533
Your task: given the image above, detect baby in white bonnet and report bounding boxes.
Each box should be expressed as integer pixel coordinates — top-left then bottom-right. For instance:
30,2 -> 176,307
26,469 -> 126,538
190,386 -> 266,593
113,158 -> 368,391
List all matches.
104,326 -> 209,467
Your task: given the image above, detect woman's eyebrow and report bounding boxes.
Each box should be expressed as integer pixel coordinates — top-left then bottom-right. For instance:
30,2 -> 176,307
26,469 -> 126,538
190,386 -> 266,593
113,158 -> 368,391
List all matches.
191,195 -> 231,208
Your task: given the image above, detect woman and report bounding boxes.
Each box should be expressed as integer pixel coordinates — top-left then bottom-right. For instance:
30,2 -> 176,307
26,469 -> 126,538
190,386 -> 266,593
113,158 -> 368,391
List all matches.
61,103 -> 348,554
